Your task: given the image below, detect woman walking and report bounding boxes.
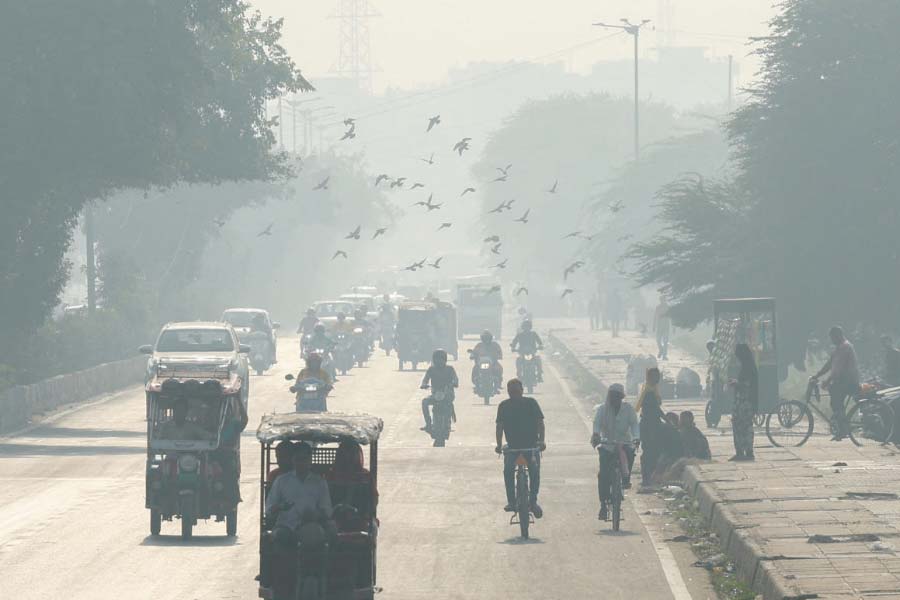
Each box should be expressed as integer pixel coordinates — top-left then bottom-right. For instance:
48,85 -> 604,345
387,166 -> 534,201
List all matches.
637,367 -> 665,486
730,343 -> 758,461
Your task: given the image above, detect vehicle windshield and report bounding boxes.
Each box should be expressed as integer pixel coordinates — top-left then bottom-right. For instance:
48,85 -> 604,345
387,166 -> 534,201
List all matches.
315,302 -> 354,318
222,311 -> 262,328
153,399 -> 222,441
156,329 -> 234,352
341,296 -> 375,311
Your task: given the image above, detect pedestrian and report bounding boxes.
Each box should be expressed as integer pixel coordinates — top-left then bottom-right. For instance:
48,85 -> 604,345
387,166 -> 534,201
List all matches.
880,335 -> 900,387
729,343 -> 758,461
679,411 -> 711,460
588,294 -> 601,331
811,326 -> 860,441
607,288 -> 623,338
653,296 -> 671,360
637,367 -> 664,487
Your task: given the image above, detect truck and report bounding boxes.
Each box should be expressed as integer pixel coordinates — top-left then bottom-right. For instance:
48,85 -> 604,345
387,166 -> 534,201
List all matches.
456,280 -> 503,340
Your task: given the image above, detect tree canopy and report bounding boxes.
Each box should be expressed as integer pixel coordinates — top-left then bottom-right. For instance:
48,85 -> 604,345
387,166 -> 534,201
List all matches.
0,0 -> 302,348
629,0 -> 900,370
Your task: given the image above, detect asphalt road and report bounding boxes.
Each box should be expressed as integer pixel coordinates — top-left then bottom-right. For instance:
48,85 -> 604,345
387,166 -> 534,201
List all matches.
0,336 -> 707,599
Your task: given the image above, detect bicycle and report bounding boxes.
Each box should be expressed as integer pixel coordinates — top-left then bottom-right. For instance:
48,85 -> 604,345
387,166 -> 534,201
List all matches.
597,443 -> 631,532
502,447 -> 540,539
765,379 -> 895,447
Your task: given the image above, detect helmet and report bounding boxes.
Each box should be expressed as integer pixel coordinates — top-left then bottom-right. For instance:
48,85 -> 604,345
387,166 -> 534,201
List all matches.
480,330 -> 493,344
522,319 -> 533,331
314,323 -> 326,334
608,383 -> 625,400
432,349 -> 448,366
306,352 -> 323,367
337,313 -> 346,321
306,308 -> 316,316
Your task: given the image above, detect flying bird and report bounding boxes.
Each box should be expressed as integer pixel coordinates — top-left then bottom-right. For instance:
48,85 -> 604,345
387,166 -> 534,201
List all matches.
413,258 -> 427,270
547,180 -> 559,194
492,259 -> 508,269
485,285 -> 502,295
496,164 -> 512,176
492,174 -> 508,183
563,231 -> 582,239
375,174 -> 391,186
425,195 -> 442,211
332,250 -> 348,260
580,233 -> 598,241
426,115 -> 441,132
453,137 -> 471,156
343,118 -> 356,127
488,202 -> 506,214
560,288 -> 575,299
410,182 -> 425,190
564,260 -> 585,280
501,199 -> 516,211
515,286 -> 529,296
428,257 -> 444,269
483,235 -> 500,243
421,153 -> 435,165
609,200 -> 625,213
213,218 -> 226,228
515,209 -> 530,224
340,129 -> 356,141
313,177 -> 330,191
437,222 -> 452,231
461,187 -> 476,197
490,242 -> 502,255
345,225 -> 361,240
390,177 -> 407,189
257,224 -> 274,237
372,228 -> 388,240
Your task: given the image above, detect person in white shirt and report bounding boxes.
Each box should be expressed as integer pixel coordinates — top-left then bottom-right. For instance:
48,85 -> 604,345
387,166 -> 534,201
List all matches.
590,383 -> 640,521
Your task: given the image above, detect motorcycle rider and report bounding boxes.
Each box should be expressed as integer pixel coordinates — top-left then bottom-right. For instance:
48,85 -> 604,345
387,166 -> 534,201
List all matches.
510,319 -> 543,382
420,349 -> 459,433
334,312 -> 354,335
471,330 -> 504,390
352,307 -> 374,351
306,323 -> 335,355
251,312 -> 277,364
295,353 -> 334,392
297,308 -> 319,336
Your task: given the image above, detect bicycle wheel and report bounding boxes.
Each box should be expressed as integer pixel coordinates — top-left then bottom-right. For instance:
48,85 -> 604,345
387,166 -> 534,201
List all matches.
847,399 -> 895,446
752,413 -> 766,428
766,400 -> 813,447
517,468 -> 530,539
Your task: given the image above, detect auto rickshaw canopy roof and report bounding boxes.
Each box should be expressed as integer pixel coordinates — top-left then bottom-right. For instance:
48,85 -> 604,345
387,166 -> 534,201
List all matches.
256,412 -> 384,445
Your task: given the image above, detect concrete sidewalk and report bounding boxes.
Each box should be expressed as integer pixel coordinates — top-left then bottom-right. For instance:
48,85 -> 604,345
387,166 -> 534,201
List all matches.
545,319 -> 900,600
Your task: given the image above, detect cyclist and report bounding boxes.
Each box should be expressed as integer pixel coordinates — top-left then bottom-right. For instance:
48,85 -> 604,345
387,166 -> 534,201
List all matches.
591,383 -> 639,521
495,379 -> 545,518
811,326 -> 860,441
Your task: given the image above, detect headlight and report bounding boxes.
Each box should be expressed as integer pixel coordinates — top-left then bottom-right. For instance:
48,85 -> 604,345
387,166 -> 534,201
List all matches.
480,363 -> 491,370
524,354 -> 534,360
353,327 -> 364,334
178,454 -> 199,472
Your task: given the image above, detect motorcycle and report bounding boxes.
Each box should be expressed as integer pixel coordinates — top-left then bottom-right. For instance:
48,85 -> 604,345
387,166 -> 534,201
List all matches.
380,324 -> 395,356
351,327 -> 370,368
333,333 -> 354,376
247,332 -> 273,376
518,352 -> 540,394
471,350 -> 499,405
426,386 -> 454,447
285,374 -> 329,412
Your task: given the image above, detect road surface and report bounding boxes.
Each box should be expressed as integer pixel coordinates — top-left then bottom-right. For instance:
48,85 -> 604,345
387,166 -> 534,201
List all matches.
0,336 -> 709,599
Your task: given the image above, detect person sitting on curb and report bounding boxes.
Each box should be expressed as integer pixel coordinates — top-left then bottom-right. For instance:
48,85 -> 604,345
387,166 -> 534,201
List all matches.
679,411 -> 711,460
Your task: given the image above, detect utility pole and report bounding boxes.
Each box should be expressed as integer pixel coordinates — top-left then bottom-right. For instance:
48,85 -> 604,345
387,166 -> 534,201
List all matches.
594,18 -> 651,162
278,96 -> 284,150
84,204 -> 96,315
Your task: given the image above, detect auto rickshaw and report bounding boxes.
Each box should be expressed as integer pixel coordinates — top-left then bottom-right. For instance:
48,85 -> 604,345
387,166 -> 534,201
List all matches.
146,372 -> 246,539
705,298 -> 778,428
257,412 -> 383,600
395,301 -> 439,371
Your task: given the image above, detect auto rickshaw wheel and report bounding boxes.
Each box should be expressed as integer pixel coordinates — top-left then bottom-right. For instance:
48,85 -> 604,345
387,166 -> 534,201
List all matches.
256,367 -> 264,376
226,509 -> 237,537
150,509 -> 161,536
181,508 -> 193,540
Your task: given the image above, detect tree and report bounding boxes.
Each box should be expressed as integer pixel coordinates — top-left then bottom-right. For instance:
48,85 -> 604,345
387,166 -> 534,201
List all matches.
0,1 -> 304,351
630,0 -> 900,370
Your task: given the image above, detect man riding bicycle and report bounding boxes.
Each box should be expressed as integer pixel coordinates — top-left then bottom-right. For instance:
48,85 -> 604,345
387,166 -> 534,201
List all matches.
495,379 -> 545,518
591,383 -> 639,521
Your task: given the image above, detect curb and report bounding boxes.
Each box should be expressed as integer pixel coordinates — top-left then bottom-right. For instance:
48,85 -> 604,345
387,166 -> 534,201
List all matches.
551,328 -> 807,600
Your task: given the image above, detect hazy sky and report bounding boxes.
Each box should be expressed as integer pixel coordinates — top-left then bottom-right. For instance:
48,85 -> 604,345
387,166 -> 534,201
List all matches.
251,0 -> 776,92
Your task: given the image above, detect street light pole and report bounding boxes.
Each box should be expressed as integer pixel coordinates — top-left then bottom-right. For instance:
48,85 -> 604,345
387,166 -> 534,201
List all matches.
594,18 -> 651,162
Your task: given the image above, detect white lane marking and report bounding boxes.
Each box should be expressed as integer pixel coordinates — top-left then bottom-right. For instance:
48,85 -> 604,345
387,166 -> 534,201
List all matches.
547,361 -> 694,600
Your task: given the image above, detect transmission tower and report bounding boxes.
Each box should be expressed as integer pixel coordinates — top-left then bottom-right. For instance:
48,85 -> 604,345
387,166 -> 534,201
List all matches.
330,0 -> 380,94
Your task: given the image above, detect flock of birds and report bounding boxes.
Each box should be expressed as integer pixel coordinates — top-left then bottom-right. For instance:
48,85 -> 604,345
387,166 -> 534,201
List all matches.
252,110 -> 603,301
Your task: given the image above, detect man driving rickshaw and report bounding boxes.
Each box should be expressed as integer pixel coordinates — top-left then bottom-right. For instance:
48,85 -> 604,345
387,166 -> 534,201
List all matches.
257,412 -> 383,600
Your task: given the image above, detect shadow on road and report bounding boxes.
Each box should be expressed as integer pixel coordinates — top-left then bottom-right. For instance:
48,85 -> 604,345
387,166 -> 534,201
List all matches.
595,528 -> 640,537
140,534 -> 240,547
16,426 -> 144,439
498,536 -> 544,545
0,443 -> 143,456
